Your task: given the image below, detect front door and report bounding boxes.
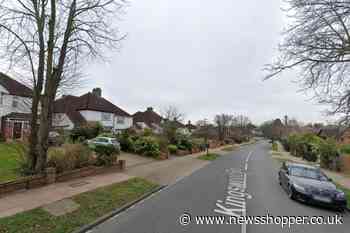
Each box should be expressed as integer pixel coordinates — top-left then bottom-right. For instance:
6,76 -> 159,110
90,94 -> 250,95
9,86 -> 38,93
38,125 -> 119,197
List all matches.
13,122 -> 22,139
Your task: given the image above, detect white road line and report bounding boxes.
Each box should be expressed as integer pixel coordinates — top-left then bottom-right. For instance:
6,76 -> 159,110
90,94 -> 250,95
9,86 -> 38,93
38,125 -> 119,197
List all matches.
242,151 -> 253,233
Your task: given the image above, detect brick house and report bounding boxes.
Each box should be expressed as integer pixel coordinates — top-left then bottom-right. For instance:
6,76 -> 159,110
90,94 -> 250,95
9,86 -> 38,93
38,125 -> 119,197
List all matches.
0,73 -> 32,140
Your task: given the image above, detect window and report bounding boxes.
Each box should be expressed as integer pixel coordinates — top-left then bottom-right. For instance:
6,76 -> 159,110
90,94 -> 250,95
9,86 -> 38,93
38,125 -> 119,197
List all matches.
101,112 -> 112,121
116,116 -> 125,124
12,96 -> 19,108
0,93 -> 3,105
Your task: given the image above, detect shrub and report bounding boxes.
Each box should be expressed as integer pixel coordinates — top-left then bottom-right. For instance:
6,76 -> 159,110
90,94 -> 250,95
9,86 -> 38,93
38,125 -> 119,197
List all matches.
0,133 -> 5,142
192,138 -> 207,151
340,144 -> 350,154
117,131 -> 135,152
143,128 -> 153,137
47,144 -> 93,173
134,136 -> 160,158
94,144 -> 119,166
167,144 -> 178,154
70,121 -> 103,142
272,142 -> 278,151
320,140 -> 339,170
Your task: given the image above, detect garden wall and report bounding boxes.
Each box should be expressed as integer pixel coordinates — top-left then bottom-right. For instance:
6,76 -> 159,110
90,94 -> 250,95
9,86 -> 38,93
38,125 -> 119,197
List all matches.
0,160 -> 125,197
341,155 -> 350,174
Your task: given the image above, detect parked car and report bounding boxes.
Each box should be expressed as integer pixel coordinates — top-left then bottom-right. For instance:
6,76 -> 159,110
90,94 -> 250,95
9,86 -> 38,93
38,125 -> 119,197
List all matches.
86,137 -> 120,150
278,162 -> 347,211
48,131 -> 64,147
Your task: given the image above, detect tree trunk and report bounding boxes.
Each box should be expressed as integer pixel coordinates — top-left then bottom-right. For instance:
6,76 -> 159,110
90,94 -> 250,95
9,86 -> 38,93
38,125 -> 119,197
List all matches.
28,91 -> 40,172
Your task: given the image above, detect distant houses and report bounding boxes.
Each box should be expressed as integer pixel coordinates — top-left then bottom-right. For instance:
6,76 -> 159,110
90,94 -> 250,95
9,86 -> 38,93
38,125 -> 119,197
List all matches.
0,73 -> 194,140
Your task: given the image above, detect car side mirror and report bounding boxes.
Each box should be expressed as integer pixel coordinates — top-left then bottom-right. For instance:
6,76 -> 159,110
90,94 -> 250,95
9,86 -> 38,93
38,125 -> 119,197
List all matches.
328,178 -> 332,182
285,170 -> 289,175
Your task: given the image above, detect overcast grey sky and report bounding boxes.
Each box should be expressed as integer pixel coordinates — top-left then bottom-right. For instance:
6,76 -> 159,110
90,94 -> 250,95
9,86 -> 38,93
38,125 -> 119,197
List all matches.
80,0 -> 330,125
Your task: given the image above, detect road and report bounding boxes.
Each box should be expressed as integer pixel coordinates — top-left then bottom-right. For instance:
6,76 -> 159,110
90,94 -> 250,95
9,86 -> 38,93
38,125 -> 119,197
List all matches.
90,141 -> 349,233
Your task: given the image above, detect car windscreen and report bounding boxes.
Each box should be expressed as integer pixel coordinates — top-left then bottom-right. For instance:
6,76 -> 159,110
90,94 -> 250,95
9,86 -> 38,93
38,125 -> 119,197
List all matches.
289,167 -> 328,181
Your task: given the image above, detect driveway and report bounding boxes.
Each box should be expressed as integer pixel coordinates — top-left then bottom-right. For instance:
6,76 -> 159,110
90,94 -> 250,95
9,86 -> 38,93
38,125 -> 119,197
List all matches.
90,141 -> 349,233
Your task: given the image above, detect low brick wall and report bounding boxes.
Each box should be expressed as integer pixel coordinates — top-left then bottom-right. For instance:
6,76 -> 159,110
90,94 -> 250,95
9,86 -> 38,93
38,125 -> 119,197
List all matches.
0,160 -> 126,197
341,155 -> 350,174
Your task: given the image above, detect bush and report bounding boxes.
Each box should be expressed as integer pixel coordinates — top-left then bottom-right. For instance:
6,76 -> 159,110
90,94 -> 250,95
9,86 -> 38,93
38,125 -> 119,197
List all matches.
94,144 -> 119,166
134,136 -> 160,158
47,144 -> 93,173
192,138 -> 207,151
167,144 -> 178,154
320,140 -> 339,170
175,132 -> 193,151
117,131 -> 135,152
70,121 -> 103,142
0,133 -> 5,142
272,142 -> 278,151
340,144 -> 350,154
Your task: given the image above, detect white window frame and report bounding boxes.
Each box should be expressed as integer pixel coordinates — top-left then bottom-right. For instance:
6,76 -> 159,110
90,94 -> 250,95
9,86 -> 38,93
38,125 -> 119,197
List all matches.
101,112 -> 112,121
116,116 -> 125,124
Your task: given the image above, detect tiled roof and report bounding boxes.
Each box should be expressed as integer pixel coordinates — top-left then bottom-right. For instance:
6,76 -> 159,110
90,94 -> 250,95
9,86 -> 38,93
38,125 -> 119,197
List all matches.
0,73 -> 32,98
54,93 -> 130,125
132,108 -> 163,128
76,93 -> 130,117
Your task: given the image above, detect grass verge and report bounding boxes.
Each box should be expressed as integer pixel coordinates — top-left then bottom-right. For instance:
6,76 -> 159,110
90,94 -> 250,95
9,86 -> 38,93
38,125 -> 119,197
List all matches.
198,153 -> 220,161
0,178 -> 158,233
221,145 -> 237,152
0,143 -> 23,183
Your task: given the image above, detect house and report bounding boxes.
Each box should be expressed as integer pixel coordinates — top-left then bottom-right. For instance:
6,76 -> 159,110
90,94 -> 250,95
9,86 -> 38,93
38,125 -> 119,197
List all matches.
317,126 -> 341,140
185,120 -> 198,133
53,88 -> 132,132
132,107 -> 164,133
0,73 -> 32,140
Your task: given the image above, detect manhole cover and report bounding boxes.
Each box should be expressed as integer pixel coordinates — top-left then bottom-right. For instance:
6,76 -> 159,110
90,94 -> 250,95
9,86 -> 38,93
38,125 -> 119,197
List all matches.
69,181 -> 89,188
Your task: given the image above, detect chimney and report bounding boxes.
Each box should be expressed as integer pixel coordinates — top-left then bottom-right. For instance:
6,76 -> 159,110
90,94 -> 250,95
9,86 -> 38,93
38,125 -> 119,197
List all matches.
147,107 -> 153,111
284,115 -> 288,126
92,88 -> 102,97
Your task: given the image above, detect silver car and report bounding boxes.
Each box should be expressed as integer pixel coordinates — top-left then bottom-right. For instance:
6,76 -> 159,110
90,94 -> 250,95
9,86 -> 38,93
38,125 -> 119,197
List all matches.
87,137 -> 120,150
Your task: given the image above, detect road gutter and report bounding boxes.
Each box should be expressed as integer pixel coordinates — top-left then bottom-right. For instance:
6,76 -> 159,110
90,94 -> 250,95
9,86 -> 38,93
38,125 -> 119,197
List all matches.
73,185 -> 167,233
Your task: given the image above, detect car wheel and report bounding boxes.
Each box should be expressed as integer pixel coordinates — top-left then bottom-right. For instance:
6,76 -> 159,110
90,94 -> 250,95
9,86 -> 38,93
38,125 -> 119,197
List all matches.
288,186 -> 295,200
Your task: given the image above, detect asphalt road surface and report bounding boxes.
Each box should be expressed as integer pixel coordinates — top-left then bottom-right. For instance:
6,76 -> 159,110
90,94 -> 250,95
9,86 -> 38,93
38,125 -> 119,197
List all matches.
90,141 -> 349,233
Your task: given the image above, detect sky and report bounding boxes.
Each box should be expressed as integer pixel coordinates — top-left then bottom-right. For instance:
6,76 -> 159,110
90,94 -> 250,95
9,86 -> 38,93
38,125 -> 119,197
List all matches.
79,0 -> 332,125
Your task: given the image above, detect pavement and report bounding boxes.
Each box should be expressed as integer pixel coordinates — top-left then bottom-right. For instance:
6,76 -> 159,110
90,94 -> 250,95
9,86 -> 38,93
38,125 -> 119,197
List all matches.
0,172 -> 132,218
89,141 -> 350,233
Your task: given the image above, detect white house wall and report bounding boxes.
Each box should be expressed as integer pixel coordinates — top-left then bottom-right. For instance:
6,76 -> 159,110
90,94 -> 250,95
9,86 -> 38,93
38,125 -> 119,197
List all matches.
79,110 -> 114,128
0,85 -> 32,118
52,113 -> 74,130
114,116 -> 133,130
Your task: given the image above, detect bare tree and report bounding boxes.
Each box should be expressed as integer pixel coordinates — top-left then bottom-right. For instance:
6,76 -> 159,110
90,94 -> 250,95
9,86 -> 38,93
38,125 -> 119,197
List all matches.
161,105 -> 185,144
232,114 -> 251,129
265,0 -> 350,124
214,114 -> 234,141
0,0 -> 126,172
161,105 -> 185,122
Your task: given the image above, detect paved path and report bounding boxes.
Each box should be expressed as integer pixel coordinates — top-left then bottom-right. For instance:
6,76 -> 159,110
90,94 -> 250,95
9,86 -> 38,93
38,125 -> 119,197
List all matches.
90,141 -> 349,233
0,172 -> 132,218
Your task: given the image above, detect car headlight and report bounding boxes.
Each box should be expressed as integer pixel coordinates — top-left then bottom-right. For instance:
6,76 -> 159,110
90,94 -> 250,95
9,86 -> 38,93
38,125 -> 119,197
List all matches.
293,183 -> 306,192
336,191 -> 345,199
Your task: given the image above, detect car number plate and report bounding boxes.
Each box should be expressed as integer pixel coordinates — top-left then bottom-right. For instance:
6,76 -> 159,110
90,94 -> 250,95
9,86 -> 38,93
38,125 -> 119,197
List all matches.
313,195 -> 331,203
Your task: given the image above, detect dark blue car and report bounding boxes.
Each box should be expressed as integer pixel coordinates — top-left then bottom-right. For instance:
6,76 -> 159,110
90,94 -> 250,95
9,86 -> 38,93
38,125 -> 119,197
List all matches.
278,162 -> 347,211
